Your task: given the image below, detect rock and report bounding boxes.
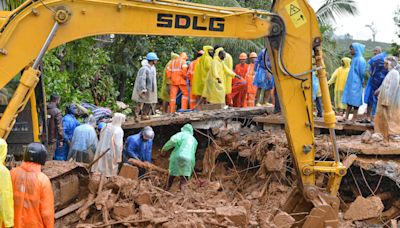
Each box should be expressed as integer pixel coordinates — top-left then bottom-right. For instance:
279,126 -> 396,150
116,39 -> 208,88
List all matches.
119,164 -> 139,180
344,196 -> 384,220
215,206 -> 248,227
135,192 -> 152,205
361,130 -> 372,144
140,204 -> 154,220
113,202 -> 135,218
237,200 -> 252,211
273,212 -> 295,228
265,151 -> 285,172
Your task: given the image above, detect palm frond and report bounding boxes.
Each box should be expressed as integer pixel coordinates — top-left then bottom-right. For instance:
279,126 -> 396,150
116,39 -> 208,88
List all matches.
317,0 -> 358,26
0,0 -> 25,10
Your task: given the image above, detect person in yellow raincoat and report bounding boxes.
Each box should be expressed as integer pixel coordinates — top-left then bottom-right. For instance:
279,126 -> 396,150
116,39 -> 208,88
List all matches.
160,52 -> 179,113
223,51 -> 234,102
328,57 -> 351,113
0,139 -> 13,228
202,47 -> 237,104
192,46 -> 214,99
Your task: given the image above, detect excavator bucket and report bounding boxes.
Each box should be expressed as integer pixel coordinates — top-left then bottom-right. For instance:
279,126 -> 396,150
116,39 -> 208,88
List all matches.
284,187 -> 340,228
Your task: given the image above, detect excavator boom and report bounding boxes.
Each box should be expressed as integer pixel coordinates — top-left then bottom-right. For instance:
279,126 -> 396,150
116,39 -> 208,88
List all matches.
0,0 -> 346,226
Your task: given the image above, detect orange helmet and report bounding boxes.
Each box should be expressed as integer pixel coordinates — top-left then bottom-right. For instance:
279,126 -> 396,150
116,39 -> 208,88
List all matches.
180,52 -> 188,60
249,52 -> 257,58
239,52 -> 248,60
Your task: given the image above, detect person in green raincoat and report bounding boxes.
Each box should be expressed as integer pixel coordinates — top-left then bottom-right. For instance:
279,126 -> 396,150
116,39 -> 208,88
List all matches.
161,124 -> 198,191
160,52 -> 179,113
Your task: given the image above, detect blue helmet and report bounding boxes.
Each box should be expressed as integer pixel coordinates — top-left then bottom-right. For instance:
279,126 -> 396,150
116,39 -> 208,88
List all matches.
146,52 -> 159,61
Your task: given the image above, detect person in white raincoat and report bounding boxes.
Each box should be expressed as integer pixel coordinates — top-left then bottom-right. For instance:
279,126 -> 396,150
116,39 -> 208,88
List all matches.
91,113 -> 126,177
132,52 -> 158,121
374,56 -> 400,143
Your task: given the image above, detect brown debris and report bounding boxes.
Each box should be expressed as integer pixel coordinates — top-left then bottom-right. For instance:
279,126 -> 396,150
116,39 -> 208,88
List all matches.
215,206 -> 248,227
344,196 -> 384,221
273,211 -> 295,228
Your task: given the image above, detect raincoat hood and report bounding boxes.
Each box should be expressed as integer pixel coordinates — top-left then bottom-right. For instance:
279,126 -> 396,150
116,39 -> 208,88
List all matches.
181,124 -> 194,135
111,113 -> 126,127
0,138 -> 6,164
171,52 -> 179,60
141,59 -> 150,67
342,57 -> 351,68
47,102 -> 57,109
214,47 -> 224,61
203,45 -> 213,58
351,43 -> 365,57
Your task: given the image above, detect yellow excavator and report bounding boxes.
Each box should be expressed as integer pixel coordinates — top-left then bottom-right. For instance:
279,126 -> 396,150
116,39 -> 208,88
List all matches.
0,0 -> 347,226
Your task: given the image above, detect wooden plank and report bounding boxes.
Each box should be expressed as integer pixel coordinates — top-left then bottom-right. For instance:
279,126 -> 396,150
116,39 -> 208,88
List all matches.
55,200 -> 85,219
123,106 -> 272,129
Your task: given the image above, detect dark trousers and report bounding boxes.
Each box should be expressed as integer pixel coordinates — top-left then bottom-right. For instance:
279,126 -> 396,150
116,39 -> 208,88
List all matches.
315,97 -> 323,117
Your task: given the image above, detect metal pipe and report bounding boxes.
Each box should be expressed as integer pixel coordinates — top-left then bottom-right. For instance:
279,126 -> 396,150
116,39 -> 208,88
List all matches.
32,22 -> 59,69
329,128 -> 340,163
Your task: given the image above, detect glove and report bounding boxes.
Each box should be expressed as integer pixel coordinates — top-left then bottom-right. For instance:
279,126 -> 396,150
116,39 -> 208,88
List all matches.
234,75 -> 242,79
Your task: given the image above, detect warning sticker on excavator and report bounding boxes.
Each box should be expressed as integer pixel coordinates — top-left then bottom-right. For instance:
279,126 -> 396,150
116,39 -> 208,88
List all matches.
285,0 -> 306,28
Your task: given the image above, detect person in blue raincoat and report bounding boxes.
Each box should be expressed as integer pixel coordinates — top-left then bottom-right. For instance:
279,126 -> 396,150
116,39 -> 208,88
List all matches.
123,126 -> 155,176
123,126 -> 155,162
54,105 -> 80,160
161,124 -> 198,191
363,46 -> 387,122
253,48 -> 274,105
342,43 -> 367,121
68,115 -> 98,163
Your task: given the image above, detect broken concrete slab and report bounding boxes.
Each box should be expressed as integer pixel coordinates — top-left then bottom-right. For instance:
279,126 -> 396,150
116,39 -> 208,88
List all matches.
215,206 -> 248,227
344,196 -> 384,221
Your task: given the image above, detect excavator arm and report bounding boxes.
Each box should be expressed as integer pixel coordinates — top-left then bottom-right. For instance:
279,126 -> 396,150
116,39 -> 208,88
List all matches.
0,0 -> 346,226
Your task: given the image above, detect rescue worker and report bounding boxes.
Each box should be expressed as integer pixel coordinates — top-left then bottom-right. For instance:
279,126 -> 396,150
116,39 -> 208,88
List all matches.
202,47 -> 237,105
342,43 -> 366,122
68,115 -> 98,163
313,73 -> 323,117
363,46 -> 387,122
168,52 -> 189,112
230,53 -> 249,107
11,142 -> 54,228
222,48 -> 234,106
161,124 -> 198,191
160,52 -> 179,113
254,49 -> 274,106
47,94 -> 63,160
91,113 -> 126,177
374,56 -> 400,143
328,57 -> 351,114
0,139 -> 13,228
192,46 -> 214,107
124,126 -> 154,163
187,50 -> 204,109
245,52 -> 258,107
54,105 -> 80,161
132,52 -> 158,121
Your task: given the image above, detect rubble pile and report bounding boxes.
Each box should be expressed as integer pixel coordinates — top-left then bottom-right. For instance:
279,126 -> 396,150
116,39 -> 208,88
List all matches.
57,167 -> 293,227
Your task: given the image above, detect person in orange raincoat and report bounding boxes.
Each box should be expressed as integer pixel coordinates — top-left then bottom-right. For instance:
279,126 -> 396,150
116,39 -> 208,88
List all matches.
167,52 -> 189,112
231,53 -> 248,107
245,52 -> 258,107
11,142 -> 54,228
187,50 -> 204,109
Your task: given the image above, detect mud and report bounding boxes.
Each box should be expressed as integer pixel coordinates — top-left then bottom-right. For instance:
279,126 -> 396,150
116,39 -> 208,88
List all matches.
51,123 -> 400,227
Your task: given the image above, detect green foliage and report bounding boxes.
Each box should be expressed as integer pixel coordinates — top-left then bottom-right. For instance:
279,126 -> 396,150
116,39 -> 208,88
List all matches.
316,0 -> 358,26
0,0 -> 25,10
43,37 -> 118,110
